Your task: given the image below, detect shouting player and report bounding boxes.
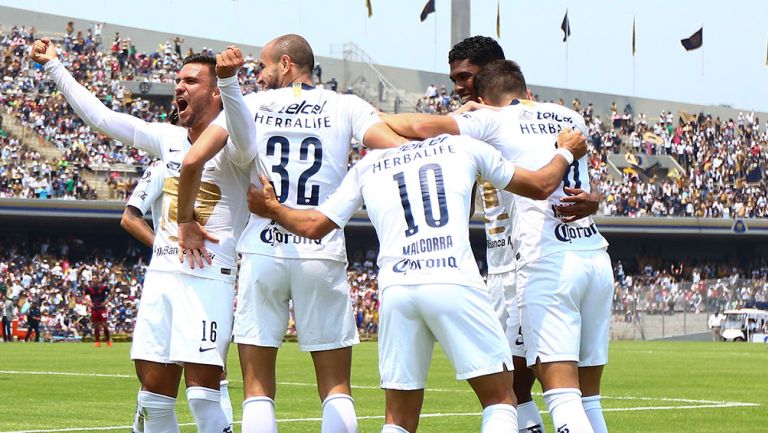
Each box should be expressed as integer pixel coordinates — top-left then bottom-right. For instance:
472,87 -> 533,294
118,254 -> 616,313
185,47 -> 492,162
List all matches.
177,36 -> 405,433
32,37 -> 249,433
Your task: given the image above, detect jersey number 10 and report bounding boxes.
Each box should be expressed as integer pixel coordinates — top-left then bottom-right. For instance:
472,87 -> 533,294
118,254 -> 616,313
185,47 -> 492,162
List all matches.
393,163 -> 450,237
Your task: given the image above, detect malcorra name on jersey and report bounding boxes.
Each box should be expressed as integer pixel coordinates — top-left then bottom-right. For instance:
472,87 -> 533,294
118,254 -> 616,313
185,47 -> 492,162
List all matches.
254,100 -> 332,129
372,135 -> 456,173
518,110 -> 575,135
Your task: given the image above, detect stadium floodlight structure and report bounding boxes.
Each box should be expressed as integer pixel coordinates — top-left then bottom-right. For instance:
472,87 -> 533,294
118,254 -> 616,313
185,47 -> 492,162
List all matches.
451,0 -> 471,47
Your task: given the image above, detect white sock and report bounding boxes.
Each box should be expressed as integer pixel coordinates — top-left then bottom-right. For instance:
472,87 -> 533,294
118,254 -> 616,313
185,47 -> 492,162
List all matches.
219,380 -> 234,427
582,395 -> 608,433
481,403 -> 518,433
242,396 -> 278,433
381,424 -> 409,433
137,391 -> 180,433
542,388 -> 593,433
186,387 -> 230,433
517,400 -> 545,433
132,389 -> 143,433
321,393 -> 358,433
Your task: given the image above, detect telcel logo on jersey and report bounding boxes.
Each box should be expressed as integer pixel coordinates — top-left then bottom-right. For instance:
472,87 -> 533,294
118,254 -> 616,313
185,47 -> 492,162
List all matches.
260,225 -> 322,246
554,223 -> 599,243
392,256 -> 458,274
277,100 -> 328,115
536,111 -> 573,123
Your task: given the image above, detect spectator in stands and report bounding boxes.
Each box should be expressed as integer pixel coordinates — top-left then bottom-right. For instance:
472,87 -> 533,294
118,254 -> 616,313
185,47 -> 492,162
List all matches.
24,299 -> 41,342
2,292 -> 14,341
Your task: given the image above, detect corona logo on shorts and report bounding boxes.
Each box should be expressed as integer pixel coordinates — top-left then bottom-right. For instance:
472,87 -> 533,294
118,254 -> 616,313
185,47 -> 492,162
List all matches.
259,224 -> 322,247
392,256 -> 458,274
554,222 -> 599,243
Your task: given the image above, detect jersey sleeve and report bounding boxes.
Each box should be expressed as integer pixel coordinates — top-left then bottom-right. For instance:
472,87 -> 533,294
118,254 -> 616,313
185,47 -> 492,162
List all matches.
126,162 -> 165,215
217,76 -> 259,165
466,138 -> 516,190
452,109 -> 502,143
44,58 -> 150,152
569,111 -> 593,193
343,95 -> 383,145
316,164 -> 364,228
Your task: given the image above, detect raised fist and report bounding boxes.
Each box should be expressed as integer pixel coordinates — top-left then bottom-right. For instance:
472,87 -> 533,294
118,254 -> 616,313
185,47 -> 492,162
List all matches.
216,46 -> 244,79
30,37 -> 58,65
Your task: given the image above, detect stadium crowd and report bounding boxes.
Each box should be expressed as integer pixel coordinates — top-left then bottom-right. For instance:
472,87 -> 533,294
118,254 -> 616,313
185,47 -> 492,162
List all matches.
0,236 -> 146,342
611,257 -> 768,321
3,235 -> 766,342
0,133 -> 97,199
3,20 -> 768,220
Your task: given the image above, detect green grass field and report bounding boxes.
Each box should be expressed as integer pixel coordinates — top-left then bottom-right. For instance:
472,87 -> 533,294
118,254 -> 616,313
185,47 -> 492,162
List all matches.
0,340 -> 765,432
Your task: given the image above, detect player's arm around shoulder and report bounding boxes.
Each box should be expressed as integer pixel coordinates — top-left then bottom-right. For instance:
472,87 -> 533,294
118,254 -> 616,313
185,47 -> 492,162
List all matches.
380,112 -> 459,140
247,176 -> 338,240
504,128 -> 587,200
555,110 -> 600,220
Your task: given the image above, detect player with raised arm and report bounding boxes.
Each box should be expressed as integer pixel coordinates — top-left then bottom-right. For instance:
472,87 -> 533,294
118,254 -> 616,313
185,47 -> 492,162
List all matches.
246,128 -> 587,433
384,59 -> 613,433
177,36 -> 406,433
31,37 -> 248,433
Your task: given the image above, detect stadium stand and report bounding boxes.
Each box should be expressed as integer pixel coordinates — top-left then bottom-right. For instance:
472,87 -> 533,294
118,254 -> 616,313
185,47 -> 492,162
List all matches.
1,12 -> 767,344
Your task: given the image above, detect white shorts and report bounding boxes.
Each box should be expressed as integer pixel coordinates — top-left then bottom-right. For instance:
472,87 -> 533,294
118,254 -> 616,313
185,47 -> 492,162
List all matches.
488,271 -> 526,358
518,249 -> 613,367
234,254 -> 359,351
131,270 -> 234,367
378,283 -> 513,390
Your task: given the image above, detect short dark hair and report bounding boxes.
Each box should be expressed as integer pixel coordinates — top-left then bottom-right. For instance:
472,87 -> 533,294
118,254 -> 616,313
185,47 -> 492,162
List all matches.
270,34 -> 315,75
182,53 -> 217,81
475,60 -> 527,103
448,35 -> 505,67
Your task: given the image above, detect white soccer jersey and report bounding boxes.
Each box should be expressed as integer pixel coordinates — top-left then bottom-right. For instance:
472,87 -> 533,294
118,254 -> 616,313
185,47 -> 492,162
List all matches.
126,160 -> 165,230
318,134 -> 516,290
213,80 -> 381,262
454,100 -> 608,266
133,123 -> 250,282
43,58 -> 249,282
479,182 -> 516,274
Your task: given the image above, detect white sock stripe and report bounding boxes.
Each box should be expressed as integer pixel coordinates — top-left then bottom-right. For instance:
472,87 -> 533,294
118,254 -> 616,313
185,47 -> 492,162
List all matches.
242,396 -> 275,409
137,391 -> 177,409
186,386 -> 221,402
322,393 -> 354,408
582,395 -> 601,404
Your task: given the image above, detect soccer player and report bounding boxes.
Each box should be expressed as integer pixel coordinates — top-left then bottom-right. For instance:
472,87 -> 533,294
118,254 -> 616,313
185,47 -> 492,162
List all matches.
121,161 -> 235,431
177,36 -> 406,433
84,275 -> 112,348
384,59 -> 613,433
246,128 -> 587,433
31,37 -> 249,433
122,161 -> 165,248
446,35 -> 546,433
